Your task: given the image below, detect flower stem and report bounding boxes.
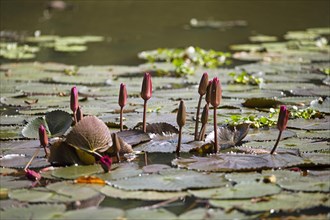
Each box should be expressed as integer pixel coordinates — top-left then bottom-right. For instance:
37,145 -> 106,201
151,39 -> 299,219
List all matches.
143,100 -> 147,133
213,107 -> 218,153
120,107 -> 124,132
176,126 -> 182,155
198,124 -> 206,141
270,130 -> 282,154
24,148 -> 40,171
194,95 -> 203,140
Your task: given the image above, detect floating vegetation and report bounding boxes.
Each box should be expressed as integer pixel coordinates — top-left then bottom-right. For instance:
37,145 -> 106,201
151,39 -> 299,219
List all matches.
228,71 -> 264,85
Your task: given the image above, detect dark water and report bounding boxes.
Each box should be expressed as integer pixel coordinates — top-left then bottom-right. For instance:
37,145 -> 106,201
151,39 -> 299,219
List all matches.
1,0 -> 329,65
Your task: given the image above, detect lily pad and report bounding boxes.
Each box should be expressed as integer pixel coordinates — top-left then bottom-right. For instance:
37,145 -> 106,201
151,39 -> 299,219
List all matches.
0,154 -> 49,169
245,128 -> 296,142
125,208 -> 177,220
0,204 -> 66,220
100,185 -> 187,201
112,169 -> 227,191
209,192 -> 330,212
287,117 -> 330,130
189,182 -> 281,199
97,163 -> 143,181
310,97 -> 330,114
178,208 -> 251,220
51,164 -> 104,179
56,207 -> 124,220
22,110 -> 72,138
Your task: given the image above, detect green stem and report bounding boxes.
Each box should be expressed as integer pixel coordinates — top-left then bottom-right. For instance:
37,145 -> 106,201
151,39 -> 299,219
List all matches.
176,126 -> 182,155
120,107 -> 124,132
213,107 -> 218,153
194,95 -> 203,140
143,100 -> 147,133
270,130 -> 282,154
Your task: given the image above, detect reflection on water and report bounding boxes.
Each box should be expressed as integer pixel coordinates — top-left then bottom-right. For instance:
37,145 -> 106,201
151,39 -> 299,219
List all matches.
1,0 -> 329,65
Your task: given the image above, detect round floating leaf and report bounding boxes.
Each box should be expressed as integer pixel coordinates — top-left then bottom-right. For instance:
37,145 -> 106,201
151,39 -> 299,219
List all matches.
0,204 -> 66,220
178,208 -> 252,220
245,128 -> 296,142
97,163 -> 143,181
209,192 -> 330,212
57,207 -> 124,220
0,154 -> 49,169
51,164 -> 104,179
100,185 -> 187,201
242,98 -> 283,108
172,153 -> 306,172
311,97 -> 330,114
125,208 -> 177,220
0,167 -> 17,175
0,175 -> 32,189
189,182 -> 281,199
287,117 -> 330,130
66,116 -> 112,153
142,164 -> 171,174
112,169 -> 227,191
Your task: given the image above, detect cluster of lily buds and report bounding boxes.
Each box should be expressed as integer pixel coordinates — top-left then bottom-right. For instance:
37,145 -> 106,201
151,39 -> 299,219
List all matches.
270,105 -> 290,154
194,73 -> 209,140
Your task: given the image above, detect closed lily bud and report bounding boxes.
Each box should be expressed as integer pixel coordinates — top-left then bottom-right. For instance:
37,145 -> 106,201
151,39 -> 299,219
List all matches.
210,77 -> 222,107
205,80 -> 212,104
141,72 -> 152,101
177,100 -> 186,128
198,72 -> 209,96
25,169 -> 41,181
70,86 -> 78,113
201,104 -> 209,125
119,83 -> 127,108
100,155 -> 112,173
76,106 -> 83,122
277,105 -> 290,131
38,125 -> 48,148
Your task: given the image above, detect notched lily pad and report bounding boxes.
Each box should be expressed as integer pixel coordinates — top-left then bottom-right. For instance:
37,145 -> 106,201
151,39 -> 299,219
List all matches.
51,164 -> 104,179
242,98 -> 283,108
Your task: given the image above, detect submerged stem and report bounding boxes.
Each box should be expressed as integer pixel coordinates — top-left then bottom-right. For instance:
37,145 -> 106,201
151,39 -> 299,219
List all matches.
120,107 -> 124,132
213,107 -> 218,153
143,100 -> 147,133
194,95 -> 203,140
270,130 -> 282,154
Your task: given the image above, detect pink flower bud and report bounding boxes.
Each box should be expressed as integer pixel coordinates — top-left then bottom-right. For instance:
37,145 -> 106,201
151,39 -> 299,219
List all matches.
198,72 -> 209,96
141,73 -> 152,101
205,80 -> 212,104
100,155 -> 112,173
118,83 -> 127,108
277,105 -> 290,131
210,77 -> 222,107
38,125 -> 48,148
70,86 -> 78,113
25,169 -> 41,181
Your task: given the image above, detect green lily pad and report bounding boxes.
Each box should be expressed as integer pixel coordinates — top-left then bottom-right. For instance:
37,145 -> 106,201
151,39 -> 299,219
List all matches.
0,154 -> 49,169
245,128 -> 296,142
125,208 -> 177,220
310,97 -> 330,114
242,98 -> 283,108
112,169 -> 227,191
97,163 -> 143,181
209,192 -> 330,212
56,207 -> 124,220
0,126 -> 23,140
100,185 -> 187,201
0,167 -> 17,174
287,117 -> 330,130
51,164 -> 104,179
22,110 -> 72,138
178,208 -> 251,220
189,182 -> 281,199
249,35 -> 278,42
0,204 -> 66,220
0,175 -> 32,189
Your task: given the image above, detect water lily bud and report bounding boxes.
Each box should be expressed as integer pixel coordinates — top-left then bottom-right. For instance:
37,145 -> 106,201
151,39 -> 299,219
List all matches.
25,169 -> 41,181
177,100 -> 186,128
205,80 -> 212,104
201,104 -> 209,125
198,72 -> 209,96
76,106 -> 83,122
70,86 -> 78,113
118,83 -> 127,108
38,125 -> 48,148
100,155 -> 112,173
277,105 -> 290,131
210,77 -> 222,107
141,72 -> 152,101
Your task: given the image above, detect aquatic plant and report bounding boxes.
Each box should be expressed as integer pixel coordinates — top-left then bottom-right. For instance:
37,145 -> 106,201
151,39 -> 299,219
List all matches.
176,100 -> 186,155
141,73 -> 152,133
194,73 -> 209,140
38,125 -> 49,157
70,86 -> 79,123
270,105 -> 290,154
118,83 -> 127,131
210,77 -> 222,153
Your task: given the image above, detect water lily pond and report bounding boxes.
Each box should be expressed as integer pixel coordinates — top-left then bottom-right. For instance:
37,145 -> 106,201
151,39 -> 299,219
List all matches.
1,1 -> 330,219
